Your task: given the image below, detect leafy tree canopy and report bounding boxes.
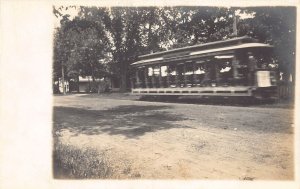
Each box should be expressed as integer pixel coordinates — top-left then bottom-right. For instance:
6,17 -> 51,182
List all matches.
53,6 -> 296,92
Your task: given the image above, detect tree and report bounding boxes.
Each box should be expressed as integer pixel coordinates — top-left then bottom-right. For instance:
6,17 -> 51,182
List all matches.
78,7 -> 146,91
54,6 -> 296,93
53,6 -> 111,93
237,7 -> 296,83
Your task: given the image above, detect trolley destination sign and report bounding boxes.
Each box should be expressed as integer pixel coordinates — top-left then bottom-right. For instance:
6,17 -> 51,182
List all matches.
130,36 -> 277,98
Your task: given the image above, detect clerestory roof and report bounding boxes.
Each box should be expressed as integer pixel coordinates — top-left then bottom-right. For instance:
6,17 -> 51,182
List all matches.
131,36 -> 272,67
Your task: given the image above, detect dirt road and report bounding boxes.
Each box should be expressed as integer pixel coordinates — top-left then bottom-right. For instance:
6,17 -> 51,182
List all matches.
53,94 -> 294,180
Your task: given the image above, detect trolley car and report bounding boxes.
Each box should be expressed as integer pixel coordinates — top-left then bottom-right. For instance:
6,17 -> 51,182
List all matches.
130,36 -> 278,98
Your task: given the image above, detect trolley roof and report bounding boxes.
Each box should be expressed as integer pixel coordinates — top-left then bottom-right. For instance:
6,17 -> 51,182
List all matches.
131,36 -> 272,67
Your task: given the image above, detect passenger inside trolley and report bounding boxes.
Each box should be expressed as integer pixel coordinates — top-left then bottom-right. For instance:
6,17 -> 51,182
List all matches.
130,36 -> 277,98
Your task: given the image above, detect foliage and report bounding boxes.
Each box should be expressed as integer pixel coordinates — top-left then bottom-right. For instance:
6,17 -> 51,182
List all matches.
53,6 -> 111,93
238,7 -> 296,82
53,140 -> 112,179
53,6 -> 296,92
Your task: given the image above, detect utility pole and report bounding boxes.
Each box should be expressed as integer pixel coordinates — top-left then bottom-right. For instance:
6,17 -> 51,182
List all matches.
232,12 -> 239,82
232,13 -> 238,37
61,64 -> 66,95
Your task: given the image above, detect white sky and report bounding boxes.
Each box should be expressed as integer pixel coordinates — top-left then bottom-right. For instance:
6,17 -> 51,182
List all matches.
54,6 -> 79,28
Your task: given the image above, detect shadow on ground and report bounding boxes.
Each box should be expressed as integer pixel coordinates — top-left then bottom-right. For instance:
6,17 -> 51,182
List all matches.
53,105 -> 191,138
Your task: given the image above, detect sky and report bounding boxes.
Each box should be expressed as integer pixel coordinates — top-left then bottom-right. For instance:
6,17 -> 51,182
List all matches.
54,6 -> 79,28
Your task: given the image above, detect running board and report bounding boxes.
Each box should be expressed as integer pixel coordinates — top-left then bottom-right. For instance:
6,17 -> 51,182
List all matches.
132,87 -> 253,96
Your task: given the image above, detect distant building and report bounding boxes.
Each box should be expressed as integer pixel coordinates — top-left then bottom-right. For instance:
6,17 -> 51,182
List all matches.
77,76 -> 101,93
55,76 -> 120,93
56,78 -> 69,93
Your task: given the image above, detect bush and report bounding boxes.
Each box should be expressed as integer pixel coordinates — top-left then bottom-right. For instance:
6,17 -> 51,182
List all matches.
53,141 -> 112,179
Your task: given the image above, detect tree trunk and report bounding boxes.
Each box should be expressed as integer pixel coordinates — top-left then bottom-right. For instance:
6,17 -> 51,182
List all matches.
77,75 -> 80,93
119,57 -> 128,92
91,67 -> 96,83
97,81 -> 101,94
120,71 -> 127,92
91,65 -> 97,93
61,65 -> 66,95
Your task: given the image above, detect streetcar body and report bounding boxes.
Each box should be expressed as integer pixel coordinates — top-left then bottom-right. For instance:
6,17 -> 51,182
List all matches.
130,36 -> 277,99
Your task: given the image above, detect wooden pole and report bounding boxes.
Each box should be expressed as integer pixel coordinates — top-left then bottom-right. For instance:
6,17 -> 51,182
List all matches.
183,63 -> 188,87
215,63 -> 220,86
158,65 -> 163,88
61,65 -> 66,95
232,55 -> 239,86
130,78 -> 135,89
192,63 -> 197,87
144,67 -> 149,88
166,65 -> 171,87
233,14 -> 238,37
77,75 -> 80,93
151,67 -> 155,88
175,65 -> 180,87
135,68 -> 140,88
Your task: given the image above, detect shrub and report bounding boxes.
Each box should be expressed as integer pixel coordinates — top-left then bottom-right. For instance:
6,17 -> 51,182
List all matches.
53,141 -> 112,179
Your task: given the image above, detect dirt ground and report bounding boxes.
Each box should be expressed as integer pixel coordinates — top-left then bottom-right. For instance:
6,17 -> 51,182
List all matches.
53,94 -> 294,180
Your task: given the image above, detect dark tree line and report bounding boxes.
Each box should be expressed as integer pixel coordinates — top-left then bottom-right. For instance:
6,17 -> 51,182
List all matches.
53,6 -> 296,93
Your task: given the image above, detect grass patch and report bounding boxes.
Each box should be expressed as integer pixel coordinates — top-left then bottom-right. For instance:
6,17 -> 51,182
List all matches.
53,140 -> 112,179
